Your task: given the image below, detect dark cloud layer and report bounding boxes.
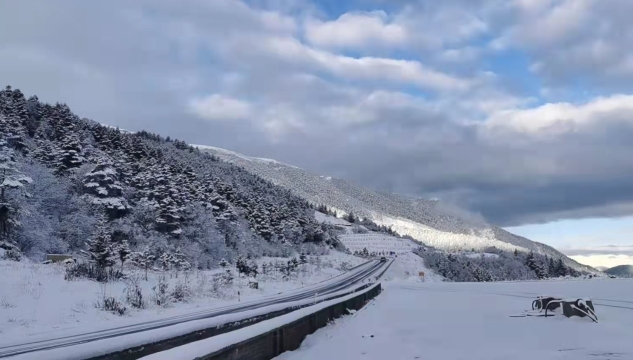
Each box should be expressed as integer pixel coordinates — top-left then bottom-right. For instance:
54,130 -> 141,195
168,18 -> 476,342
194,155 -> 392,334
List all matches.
2,0 -> 633,227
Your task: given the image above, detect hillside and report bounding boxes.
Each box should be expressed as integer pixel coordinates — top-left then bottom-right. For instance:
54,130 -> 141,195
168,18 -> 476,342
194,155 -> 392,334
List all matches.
605,265 -> 633,278
195,145 -> 595,274
0,86 -> 340,267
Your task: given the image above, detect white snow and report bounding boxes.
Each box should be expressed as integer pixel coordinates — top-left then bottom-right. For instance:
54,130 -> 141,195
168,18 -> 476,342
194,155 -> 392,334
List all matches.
339,233 -> 417,255
139,283 -> 381,360
0,253 -> 364,341
276,279 -> 633,360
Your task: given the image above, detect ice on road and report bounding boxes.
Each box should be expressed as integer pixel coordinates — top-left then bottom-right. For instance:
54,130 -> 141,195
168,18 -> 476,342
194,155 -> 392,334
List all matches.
276,279 -> 633,360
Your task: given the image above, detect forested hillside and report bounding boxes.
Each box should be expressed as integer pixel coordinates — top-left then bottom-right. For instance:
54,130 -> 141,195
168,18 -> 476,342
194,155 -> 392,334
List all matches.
0,86 -> 340,268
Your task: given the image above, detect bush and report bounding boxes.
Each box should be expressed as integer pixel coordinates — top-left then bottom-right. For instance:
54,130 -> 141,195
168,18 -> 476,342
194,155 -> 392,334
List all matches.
124,275 -> 145,309
3,249 -> 22,262
151,273 -> 170,307
64,262 -> 124,282
171,282 -> 191,302
96,296 -> 127,316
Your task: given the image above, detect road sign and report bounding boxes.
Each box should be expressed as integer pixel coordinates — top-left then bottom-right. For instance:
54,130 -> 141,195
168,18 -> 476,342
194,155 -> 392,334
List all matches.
418,271 -> 425,282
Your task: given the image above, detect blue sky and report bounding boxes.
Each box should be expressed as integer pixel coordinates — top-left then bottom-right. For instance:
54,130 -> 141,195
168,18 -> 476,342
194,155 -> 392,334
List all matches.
1,0 -> 633,267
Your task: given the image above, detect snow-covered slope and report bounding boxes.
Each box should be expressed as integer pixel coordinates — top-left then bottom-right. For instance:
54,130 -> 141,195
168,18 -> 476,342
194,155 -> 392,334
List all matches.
194,145 -> 595,274
605,265 -> 633,278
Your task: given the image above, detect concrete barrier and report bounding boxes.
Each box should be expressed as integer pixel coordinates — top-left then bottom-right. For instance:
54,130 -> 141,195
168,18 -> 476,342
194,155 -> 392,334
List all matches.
199,283 -> 382,360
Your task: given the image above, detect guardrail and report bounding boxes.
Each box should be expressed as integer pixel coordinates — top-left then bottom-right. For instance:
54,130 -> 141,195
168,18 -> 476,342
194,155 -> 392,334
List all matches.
88,263 -> 388,360
143,283 -> 383,360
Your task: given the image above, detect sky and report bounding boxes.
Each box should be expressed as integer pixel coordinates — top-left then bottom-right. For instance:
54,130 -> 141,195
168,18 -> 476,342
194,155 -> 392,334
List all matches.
0,0 -> 632,268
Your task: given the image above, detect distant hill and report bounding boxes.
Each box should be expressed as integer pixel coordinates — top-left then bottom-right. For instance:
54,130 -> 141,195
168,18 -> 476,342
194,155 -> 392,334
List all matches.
605,265 -> 633,278
195,145 -> 596,275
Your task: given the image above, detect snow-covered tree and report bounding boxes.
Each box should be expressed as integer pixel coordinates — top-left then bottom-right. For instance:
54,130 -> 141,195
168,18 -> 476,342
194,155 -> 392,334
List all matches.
0,139 -> 32,244
115,239 -> 131,269
218,258 -> 228,269
131,246 -> 155,280
82,160 -> 130,219
84,218 -> 115,269
247,259 -> 259,278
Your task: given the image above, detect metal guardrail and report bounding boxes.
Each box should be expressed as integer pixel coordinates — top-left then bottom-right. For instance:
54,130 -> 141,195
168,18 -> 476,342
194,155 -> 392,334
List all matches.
88,263 -> 388,360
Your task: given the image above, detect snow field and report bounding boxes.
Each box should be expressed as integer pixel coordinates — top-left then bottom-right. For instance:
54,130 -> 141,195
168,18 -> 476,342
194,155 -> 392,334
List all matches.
380,252 -> 442,282
0,253 -> 364,340
276,279 -> 633,360
339,233 -> 416,255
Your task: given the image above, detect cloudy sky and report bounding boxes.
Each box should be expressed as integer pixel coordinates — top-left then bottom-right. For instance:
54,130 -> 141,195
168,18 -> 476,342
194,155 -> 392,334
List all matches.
1,0 -> 632,267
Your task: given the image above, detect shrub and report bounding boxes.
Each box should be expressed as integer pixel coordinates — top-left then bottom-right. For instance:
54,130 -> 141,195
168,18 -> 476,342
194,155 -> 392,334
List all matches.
64,262 -> 124,282
96,296 -> 127,316
3,249 -> 22,262
151,273 -> 170,307
124,274 -> 145,309
171,282 -> 191,302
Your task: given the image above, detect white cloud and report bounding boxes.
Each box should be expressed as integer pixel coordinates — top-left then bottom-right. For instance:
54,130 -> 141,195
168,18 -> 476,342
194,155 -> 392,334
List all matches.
189,94 -> 252,121
256,36 -> 471,91
484,94 -> 633,134
569,254 -> 633,269
305,11 -> 408,49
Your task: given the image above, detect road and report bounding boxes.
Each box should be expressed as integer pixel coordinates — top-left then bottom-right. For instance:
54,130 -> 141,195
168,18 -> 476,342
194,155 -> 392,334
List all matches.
0,259 -> 389,359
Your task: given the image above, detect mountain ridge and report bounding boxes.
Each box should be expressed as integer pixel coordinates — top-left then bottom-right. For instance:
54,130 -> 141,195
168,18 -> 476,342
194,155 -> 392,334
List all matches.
195,144 -> 596,274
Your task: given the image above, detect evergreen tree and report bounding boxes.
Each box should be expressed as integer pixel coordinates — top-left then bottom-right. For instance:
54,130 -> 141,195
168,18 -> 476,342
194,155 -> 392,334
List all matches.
84,218 -> 115,269
548,257 -> 556,277
218,258 -> 228,269
299,252 -> 308,265
116,239 -> 131,269
235,255 -> 248,277
247,259 -> 259,277
82,160 -> 130,218
0,139 -> 32,243
555,258 -> 568,277
131,246 -> 155,280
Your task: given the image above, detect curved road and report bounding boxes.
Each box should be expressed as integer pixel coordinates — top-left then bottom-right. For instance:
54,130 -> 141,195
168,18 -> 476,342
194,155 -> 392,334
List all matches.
0,259 -> 388,359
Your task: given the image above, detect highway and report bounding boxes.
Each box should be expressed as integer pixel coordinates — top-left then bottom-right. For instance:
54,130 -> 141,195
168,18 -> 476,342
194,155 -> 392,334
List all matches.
0,259 -> 389,359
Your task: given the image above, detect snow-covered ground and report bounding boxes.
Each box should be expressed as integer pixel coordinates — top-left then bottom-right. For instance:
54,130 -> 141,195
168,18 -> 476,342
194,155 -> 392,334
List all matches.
276,279 -> 633,360
0,253 -> 365,340
339,233 -> 417,255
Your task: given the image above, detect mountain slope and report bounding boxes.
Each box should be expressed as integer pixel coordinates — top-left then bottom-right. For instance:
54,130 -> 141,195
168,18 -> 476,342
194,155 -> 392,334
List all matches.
605,265 -> 633,278
0,86 -> 339,267
195,145 -> 595,274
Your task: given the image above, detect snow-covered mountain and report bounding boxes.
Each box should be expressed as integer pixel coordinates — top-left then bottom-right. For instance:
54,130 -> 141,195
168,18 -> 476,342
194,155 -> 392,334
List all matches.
194,145 -> 596,274
605,265 -> 633,278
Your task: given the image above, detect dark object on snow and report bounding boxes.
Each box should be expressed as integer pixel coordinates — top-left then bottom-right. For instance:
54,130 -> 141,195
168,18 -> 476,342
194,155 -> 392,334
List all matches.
528,296 -> 598,322
380,256 -> 387,263
532,296 -> 561,312
248,281 -> 259,289
46,254 -> 75,263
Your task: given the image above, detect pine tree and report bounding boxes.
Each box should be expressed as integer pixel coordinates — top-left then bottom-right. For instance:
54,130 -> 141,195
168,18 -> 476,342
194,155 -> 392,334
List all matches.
158,252 -> 174,272
555,258 -> 568,277
0,139 -> 32,243
131,246 -> 155,280
116,239 -> 131,269
82,160 -> 130,218
54,133 -> 83,174
219,258 -> 228,269
299,252 -> 308,265
548,257 -> 556,277
235,255 -> 248,277
84,218 -> 115,269
248,259 -> 259,278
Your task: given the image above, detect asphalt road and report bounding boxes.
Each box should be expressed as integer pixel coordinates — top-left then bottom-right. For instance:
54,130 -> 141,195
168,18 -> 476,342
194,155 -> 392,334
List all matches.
0,259 -> 388,359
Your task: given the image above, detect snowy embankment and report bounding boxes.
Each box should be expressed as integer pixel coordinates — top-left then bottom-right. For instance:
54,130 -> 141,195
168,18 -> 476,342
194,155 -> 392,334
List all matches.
139,283 -> 382,360
276,279 -> 633,360
0,253 -> 364,340
5,282 -> 381,360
